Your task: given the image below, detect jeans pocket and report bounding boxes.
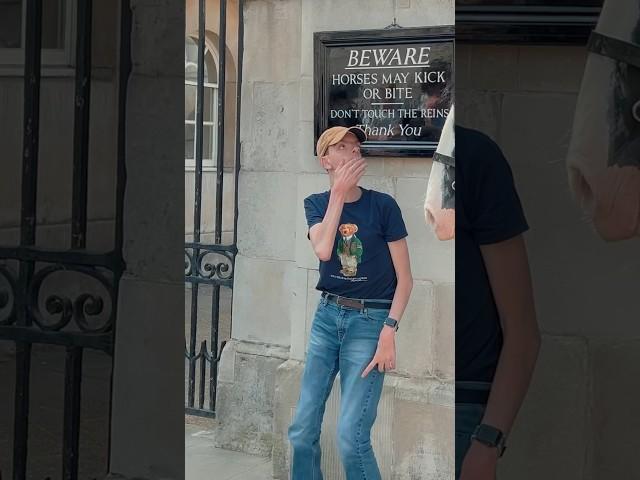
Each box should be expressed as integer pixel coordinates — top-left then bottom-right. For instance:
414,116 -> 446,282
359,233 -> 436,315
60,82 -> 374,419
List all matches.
364,307 -> 390,323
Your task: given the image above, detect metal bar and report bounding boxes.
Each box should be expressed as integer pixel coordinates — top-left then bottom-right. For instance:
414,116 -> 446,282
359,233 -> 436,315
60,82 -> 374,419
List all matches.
187,285 -> 199,408
232,0 -> 243,246
71,0 -> 93,250
184,242 -> 237,253
192,0 -> 205,246
0,246 -> 124,269
185,407 -> 216,419
0,326 -> 113,353
108,0 -> 132,465
14,0 -> 43,477
208,286 -> 220,411
20,0 -> 42,251
62,347 -> 83,480
188,0 -> 206,410
184,276 -> 233,288
214,0 -> 227,245
13,342 -> 31,480
199,340 -> 206,409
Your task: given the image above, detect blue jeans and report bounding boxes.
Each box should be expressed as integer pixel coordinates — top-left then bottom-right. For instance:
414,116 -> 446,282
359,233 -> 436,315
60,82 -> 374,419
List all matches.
455,381 -> 490,480
288,297 -> 390,480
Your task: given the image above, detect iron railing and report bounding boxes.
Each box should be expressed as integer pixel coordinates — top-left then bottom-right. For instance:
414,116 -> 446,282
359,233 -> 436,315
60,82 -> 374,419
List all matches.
184,0 -> 243,418
0,0 -> 131,478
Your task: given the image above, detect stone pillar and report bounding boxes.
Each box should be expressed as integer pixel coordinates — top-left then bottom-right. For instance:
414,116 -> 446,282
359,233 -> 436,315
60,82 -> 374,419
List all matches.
108,1 -> 185,479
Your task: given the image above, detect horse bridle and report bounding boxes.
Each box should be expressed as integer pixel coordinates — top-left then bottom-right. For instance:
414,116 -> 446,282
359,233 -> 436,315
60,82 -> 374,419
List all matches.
588,30 -> 640,123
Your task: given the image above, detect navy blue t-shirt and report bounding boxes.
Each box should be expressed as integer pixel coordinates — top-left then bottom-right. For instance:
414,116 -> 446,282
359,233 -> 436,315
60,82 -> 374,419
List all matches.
304,188 -> 408,301
456,126 -> 529,382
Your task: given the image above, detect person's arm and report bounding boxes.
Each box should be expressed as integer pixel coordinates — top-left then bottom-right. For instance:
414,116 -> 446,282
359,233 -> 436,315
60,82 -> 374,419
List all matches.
480,235 -> 540,434
309,157 -> 366,261
460,234 -> 540,478
362,238 -> 413,377
387,238 -> 413,325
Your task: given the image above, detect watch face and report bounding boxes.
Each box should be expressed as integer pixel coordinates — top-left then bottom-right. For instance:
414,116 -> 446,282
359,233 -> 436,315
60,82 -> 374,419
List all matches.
474,424 -> 504,446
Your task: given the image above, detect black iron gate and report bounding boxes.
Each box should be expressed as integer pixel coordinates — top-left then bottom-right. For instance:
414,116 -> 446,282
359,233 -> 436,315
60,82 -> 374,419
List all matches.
184,0 -> 243,417
0,1 -> 130,479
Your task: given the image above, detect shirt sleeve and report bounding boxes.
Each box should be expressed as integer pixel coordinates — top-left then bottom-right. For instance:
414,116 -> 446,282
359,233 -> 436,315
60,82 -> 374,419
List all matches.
469,139 -> 529,245
382,195 -> 408,242
303,195 -> 324,239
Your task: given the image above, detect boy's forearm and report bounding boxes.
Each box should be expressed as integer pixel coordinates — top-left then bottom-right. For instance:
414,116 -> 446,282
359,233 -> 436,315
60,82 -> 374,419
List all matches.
480,329 -> 541,435
388,277 -> 413,323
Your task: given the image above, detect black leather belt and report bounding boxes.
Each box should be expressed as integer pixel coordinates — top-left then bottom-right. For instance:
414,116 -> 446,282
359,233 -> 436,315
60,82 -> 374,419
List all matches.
321,292 -> 391,311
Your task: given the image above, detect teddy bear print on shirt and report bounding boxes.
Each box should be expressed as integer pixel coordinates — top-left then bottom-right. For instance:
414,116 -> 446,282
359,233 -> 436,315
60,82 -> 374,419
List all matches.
336,223 -> 363,277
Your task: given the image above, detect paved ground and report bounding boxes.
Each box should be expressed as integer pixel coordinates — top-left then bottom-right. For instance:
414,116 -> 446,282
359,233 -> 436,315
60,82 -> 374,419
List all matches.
185,422 -> 273,480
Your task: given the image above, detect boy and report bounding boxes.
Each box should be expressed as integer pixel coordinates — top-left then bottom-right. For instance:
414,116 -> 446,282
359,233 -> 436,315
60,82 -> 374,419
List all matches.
288,126 -> 413,479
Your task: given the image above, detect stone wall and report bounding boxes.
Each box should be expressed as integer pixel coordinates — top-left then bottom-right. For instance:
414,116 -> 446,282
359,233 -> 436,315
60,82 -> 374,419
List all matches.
457,44 -> 640,479
214,1 -> 456,478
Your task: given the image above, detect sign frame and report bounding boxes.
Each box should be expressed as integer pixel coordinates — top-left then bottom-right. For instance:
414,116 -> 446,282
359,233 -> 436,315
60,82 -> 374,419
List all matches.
456,3 -> 602,44
314,25 -> 455,158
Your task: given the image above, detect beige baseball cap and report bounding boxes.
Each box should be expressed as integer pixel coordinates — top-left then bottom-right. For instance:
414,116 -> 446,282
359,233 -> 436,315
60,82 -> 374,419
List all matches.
316,126 -> 367,157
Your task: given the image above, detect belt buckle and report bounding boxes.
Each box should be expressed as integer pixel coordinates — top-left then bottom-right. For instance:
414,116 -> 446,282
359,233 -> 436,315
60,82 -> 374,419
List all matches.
337,296 -> 363,310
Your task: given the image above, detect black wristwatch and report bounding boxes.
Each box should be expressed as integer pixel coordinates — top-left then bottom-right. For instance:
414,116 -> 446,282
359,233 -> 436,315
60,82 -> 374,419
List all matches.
383,317 -> 399,332
470,424 -> 507,457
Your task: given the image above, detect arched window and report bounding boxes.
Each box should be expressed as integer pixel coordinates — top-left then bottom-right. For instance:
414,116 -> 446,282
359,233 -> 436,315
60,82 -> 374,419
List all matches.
185,36 -> 218,169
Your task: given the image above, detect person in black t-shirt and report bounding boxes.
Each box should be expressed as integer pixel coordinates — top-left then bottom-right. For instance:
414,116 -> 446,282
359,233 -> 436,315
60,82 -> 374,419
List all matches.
288,126 -> 413,480
455,126 -> 541,480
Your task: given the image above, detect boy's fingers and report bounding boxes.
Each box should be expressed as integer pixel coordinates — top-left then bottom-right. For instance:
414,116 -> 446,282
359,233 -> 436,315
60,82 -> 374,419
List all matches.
361,360 -> 376,378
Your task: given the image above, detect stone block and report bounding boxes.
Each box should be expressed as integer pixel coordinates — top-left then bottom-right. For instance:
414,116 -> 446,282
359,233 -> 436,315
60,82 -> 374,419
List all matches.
243,0 -> 301,82
241,81 -> 301,172
456,44 -> 472,91
295,173 -> 330,270
396,176 -> 454,282
590,339 -> 640,479
304,269 -> 321,352
433,282 -> 454,379
517,46 -> 587,93
110,277 -> 184,480
383,157 -> 430,179
236,170 -> 297,261
299,76 -> 314,123
469,45 -> 519,92
215,340 -> 289,456
297,121 -> 326,174
395,280 -> 435,378
232,255 -> 295,347
272,359 -> 304,479
300,0 -> 395,76
395,0 -> 454,27
455,89 -> 502,141
392,389 -> 454,479
124,76 -> 184,283
498,335 -> 589,480
289,267 -> 310,361
130,2 -> 183,77
359,175 -> 395,196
